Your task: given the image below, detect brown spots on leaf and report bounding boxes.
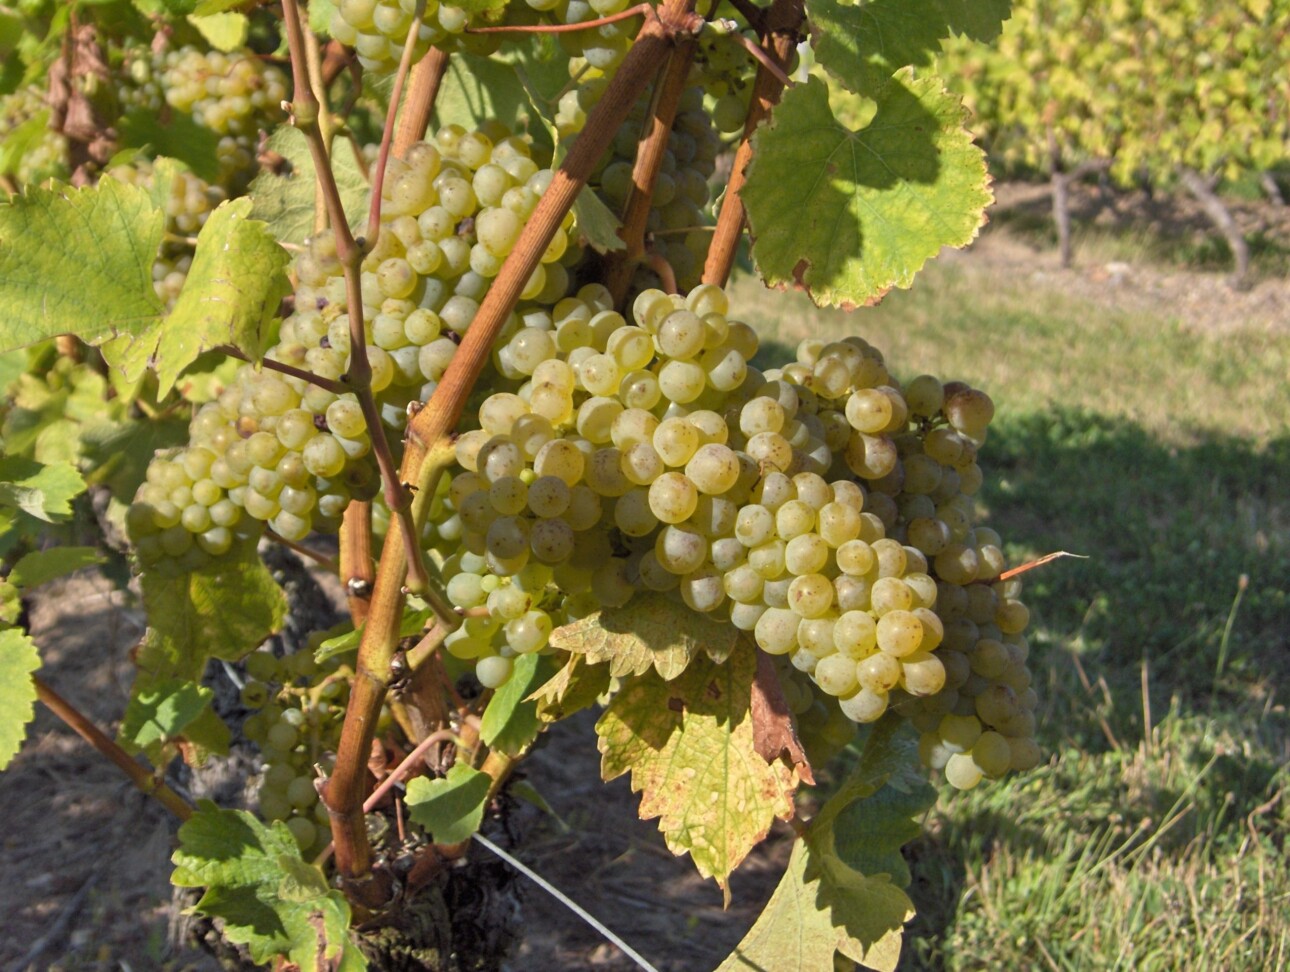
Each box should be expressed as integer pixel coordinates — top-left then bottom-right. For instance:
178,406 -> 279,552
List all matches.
749,650 -> 814,786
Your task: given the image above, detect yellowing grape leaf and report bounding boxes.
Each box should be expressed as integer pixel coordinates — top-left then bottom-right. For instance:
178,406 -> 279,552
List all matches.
0,627 -> 40,770
187,12 -> 248,51
134,533 -> 286,689
0,179 -> 164,351
406,763 -> 491,845
549,591 -> 738,681
527,653 -> 612,723
715,840 -> 908,972
597,649 -> 796,892
172,804 -> 365,971
807,0 -> 1012,93
742,73 -> 991,308
104,199 -> 290,391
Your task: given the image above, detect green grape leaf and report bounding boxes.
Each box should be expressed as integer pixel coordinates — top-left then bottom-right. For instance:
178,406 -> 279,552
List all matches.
134,534 -> 286,689
527,652 -> 611,723
549,591 -> 738,681
807,0 -> 1012,93
307,0 -> 338,35
714,839 -> 909,972
829,780 -> 933,887
9,546 -> 105,588
573,188 -> 626,254
248,126 -> 367,246
596,649 -> 797,892
314,606 -> 431,664
406,763 -> 491,845
191,0 -> 246,12
0,112 -> 58,179
172,804 -> 365,970
0,579 -> 21,625
118,678 -> 212,756
0,179 -> 164,351
187,12 -> 247,50
0,627 -> 41,770
136,199 -> 290,395
742,73 -> 990,308
479,653 -> 555,756
118,111 -> 224,184
79,410 -> 189,500
0,456 -> 86,521
807,719 -> 935,889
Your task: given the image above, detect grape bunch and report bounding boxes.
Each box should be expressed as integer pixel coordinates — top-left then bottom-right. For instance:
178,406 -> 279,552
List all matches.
693,21 -> 758,135
328,0 -> 513,73
423,282 -> 761,685
126,124 -> 584,572
121,44 -> 288,193
0,85 -> 69,187
726,339 -> 1040,788
241,647 -> 350,855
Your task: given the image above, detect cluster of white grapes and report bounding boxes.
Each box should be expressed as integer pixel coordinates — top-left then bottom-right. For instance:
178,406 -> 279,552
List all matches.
693,21 -> 757,134
0,85 -> 68,186
241,647 -> 348,855
126,126 -> 582,571
329,0 -> 511,72
424,282 -> 760,687
124,117 -> 1038,790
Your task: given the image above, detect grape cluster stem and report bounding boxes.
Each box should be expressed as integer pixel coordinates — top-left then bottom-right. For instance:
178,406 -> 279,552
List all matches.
322,0 -> 699,908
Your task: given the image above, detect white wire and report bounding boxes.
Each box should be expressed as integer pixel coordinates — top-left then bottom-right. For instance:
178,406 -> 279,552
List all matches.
470,831 -> 662,972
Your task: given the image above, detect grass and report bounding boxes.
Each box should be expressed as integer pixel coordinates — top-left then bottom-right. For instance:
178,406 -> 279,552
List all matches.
732,252 -> 1290,970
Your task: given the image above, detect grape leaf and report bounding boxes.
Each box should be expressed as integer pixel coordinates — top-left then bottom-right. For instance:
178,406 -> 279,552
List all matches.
118,111 -> 223,184
0,627 -> 40,771
479,653 -> 555,756
714,839 -> 909,972
0,456 -> 86,521
134,533 -> 286,688
807,720 -> 934,890
117,678 -> 212,757
807,0 -> 1012,93
113,199 -> 289,394
406,763 -> 491,845
742,72 -> 990,308
307,0 -> 337,35
9,546 -> 105,588
527,652 -> 611,723
0,179 -> 164,351
549,591 -> 738,681
0,579 -> 21,625
79,410 -> 189,500
172,804 -> 365,971
248,126 -> 367,246
187,12 -> 247,51
596,649 -> 796,892
314,605 -> 432,664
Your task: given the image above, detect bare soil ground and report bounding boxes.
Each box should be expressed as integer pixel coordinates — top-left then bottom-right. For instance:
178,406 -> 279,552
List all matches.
3,181 -> 1286,972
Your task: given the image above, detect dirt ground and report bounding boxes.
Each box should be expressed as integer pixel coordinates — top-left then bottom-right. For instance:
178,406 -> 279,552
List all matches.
3,182 -> 1287,972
